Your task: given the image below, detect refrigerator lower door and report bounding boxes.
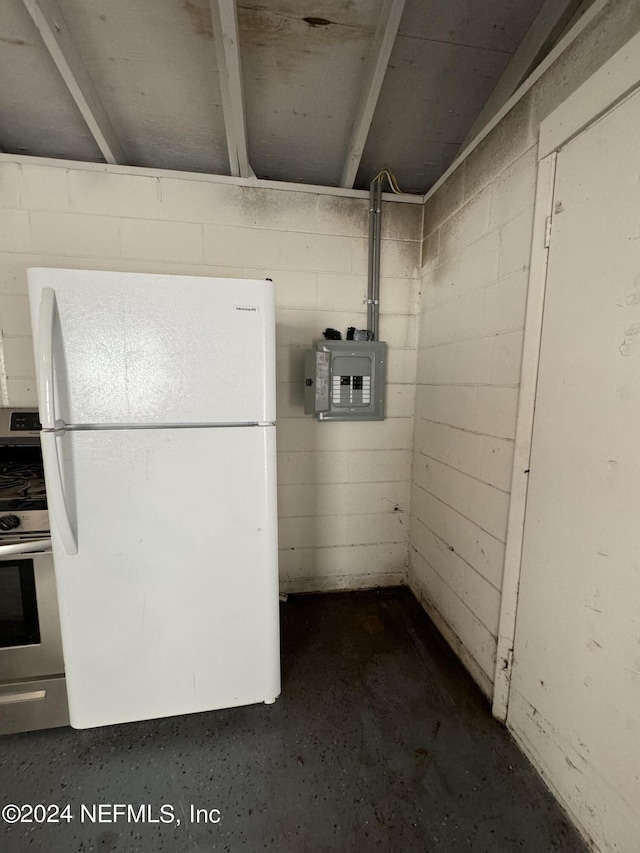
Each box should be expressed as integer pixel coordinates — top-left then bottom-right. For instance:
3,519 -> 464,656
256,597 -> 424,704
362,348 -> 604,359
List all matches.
42,425 -> 280,729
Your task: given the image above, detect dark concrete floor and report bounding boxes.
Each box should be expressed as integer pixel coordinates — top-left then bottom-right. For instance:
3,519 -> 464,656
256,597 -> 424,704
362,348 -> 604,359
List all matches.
0,588 -> 587,853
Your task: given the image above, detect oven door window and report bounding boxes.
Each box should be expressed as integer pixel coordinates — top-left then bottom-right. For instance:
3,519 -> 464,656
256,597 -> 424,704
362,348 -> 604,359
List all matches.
0,560 -> 41,647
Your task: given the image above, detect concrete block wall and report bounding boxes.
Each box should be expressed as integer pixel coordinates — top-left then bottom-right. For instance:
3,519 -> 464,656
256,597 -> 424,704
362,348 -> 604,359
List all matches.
0,159 -> 422,593
409,0 -> 640,698
410,100 -> 536,697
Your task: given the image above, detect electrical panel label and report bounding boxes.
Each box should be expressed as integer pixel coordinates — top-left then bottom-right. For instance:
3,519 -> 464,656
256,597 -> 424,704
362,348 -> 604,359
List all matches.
315,352 -> 330,411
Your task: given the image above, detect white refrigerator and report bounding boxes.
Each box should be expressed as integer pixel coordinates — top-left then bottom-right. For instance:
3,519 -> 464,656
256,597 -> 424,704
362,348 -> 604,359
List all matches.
27,268 -> 280,730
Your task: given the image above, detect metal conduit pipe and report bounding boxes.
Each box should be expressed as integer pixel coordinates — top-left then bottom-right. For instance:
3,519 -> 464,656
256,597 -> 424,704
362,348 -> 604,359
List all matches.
367,176 -> 383,340
373,178 -> 382,341
367,180 -> 376,336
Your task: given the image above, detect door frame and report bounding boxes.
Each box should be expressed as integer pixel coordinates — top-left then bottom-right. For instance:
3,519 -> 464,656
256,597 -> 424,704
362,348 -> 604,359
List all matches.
492,29 -> 640,722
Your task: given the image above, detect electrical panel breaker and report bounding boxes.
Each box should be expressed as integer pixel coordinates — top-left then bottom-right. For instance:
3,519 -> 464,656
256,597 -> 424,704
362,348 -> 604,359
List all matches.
304,340 -> 386,421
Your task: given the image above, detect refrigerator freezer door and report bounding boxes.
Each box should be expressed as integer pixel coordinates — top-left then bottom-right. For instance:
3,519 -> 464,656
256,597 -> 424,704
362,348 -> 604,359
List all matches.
28,269 -> 276,427
42,425 -> 280,728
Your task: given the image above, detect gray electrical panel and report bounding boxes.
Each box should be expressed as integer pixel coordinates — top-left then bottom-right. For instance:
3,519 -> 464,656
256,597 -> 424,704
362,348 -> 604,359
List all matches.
304,340 -> 386,421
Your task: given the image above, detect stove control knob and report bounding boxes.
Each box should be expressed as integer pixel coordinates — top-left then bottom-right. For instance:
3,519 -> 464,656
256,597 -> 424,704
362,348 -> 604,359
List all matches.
0,514 -> 21,531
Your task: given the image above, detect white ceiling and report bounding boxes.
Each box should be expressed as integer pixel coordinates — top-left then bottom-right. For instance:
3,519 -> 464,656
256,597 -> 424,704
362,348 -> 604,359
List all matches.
0,0 -> 585,193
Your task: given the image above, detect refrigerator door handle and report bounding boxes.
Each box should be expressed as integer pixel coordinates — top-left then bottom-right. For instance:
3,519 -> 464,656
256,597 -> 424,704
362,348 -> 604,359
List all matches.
37,287 -> 57,430
41,432 -> 78,556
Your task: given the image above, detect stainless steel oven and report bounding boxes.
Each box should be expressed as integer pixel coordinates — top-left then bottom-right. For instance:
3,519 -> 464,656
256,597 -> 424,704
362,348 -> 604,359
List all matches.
0,408 -> 69,734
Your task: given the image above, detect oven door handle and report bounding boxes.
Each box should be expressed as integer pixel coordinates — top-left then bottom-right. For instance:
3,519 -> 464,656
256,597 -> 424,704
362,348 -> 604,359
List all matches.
41,431 -> 78,556
37,287 -> 57,430
0,539 -> 52,557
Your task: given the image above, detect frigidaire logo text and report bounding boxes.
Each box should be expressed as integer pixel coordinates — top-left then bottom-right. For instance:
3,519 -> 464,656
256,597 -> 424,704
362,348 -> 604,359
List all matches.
235,306 -> 258,312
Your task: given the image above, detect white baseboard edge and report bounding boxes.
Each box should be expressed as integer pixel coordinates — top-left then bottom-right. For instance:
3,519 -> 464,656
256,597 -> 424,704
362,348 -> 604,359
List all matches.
409,574 -> 494,700
280,571 -> 406,595
507,723 -> 599,852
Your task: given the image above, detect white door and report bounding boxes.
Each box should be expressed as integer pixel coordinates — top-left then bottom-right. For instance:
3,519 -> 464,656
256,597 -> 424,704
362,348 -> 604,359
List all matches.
28,269 -> 276,427
42,425 -> 280,729
509,90 -> 640,848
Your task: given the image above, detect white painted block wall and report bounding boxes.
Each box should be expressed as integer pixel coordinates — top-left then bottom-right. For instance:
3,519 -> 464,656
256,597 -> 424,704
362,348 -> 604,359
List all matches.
409,0 -> 640,698
410,103 -> 536,696
0,160 -> 422,594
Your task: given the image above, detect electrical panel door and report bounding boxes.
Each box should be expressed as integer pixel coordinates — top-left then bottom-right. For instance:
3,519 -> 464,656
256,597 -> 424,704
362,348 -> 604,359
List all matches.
304,341 -> 386,421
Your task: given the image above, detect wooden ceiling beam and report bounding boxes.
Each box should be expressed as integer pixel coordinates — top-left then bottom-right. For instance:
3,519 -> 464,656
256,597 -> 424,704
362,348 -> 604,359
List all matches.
339,0 -> 406,189
461,0 -> 583,149
22,0 -> 125,164
210,0 -> 254,178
